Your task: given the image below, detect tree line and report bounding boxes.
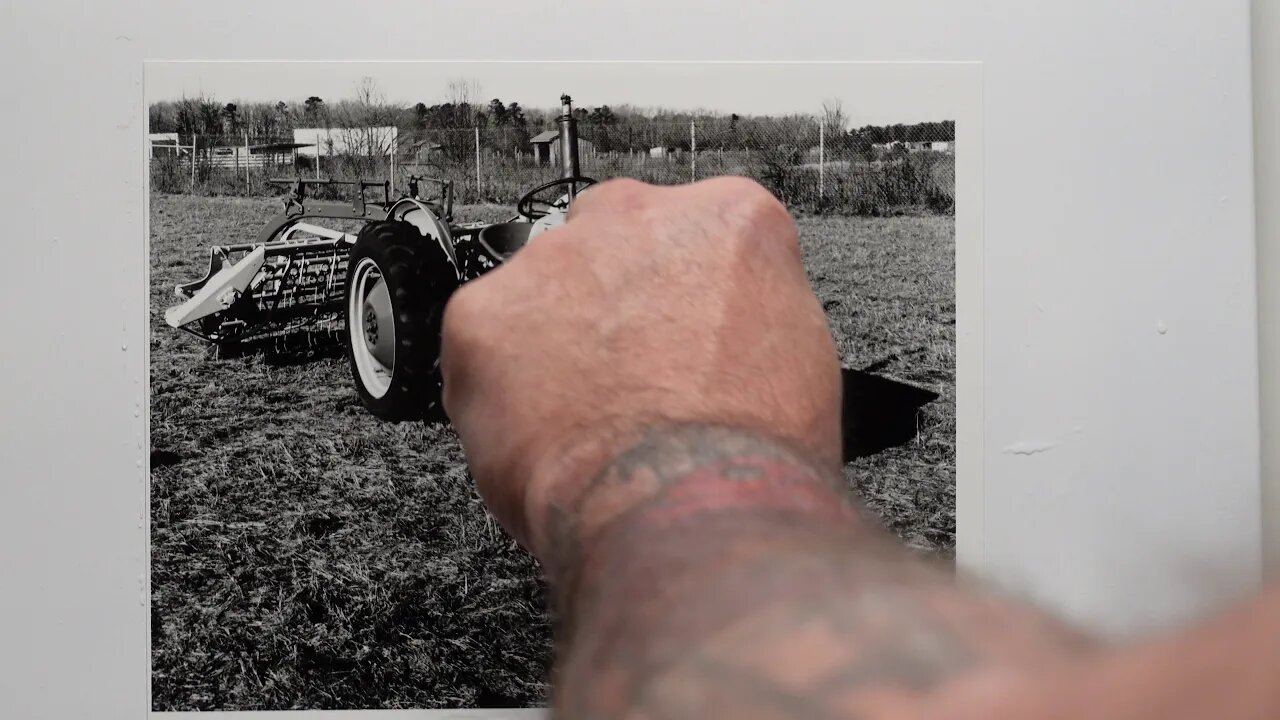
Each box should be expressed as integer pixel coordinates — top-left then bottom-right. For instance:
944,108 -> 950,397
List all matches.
147,78 -> 955,158
149,96 -> 671,139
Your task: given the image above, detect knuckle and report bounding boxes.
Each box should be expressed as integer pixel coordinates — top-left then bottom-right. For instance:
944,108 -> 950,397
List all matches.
710,176 -> 798,256
737,177 -> 792,227
568,177 -> 653,220
595,176 -> 650,199
705,174 -> 766,197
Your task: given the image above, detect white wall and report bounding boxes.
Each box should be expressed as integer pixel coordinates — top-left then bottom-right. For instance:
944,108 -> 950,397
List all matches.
0,2 -> 1263,718
1255,0 -> 1280,575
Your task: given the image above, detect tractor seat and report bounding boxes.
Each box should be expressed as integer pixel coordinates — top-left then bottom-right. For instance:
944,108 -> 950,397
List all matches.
477,221 -> 535,261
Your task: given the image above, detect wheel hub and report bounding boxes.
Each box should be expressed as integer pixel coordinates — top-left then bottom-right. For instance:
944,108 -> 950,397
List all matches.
361,276 -> 395,368
363,306 -> 379,346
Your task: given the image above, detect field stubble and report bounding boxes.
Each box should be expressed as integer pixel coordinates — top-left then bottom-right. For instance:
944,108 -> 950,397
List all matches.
149,194 -> 955,710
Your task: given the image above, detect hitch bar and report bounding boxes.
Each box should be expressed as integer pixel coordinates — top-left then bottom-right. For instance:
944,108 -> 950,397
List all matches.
268,177 -> 391,216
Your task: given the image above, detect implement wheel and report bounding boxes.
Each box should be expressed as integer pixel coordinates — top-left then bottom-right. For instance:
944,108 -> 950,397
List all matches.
345,220 -> 458,421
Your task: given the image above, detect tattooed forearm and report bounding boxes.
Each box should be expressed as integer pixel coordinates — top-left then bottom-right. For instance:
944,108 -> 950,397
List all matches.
537,424 -> 1096,720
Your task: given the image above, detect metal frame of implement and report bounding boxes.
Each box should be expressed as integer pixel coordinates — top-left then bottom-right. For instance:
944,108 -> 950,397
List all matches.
165,95 -> 587,352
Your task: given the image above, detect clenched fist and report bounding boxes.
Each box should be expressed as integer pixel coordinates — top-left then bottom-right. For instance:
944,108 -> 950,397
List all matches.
440,177 -> 842,556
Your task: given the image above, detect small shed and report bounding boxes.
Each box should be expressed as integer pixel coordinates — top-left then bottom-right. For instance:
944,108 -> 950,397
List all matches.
206,144 -> 269,169
409,139 -> 445,157
148,132 -> 181,159
249,141 -> 315,168
648,145 -> 678,159
530,129 -> 595,165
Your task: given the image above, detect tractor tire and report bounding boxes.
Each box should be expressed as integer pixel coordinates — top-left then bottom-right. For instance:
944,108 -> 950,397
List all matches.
344,220 -> 458,422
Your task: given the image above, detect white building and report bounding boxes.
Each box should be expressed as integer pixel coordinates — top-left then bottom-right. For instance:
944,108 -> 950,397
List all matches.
872,139 -> 954,154
293,126 -> 398,158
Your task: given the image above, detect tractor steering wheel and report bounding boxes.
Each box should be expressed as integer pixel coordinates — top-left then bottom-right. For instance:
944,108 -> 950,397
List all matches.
517,176 -> 596,220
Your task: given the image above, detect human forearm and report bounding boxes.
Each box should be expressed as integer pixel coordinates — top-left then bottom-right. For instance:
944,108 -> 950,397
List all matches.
441,177 -> 1280,720
536,424 -> 1097,719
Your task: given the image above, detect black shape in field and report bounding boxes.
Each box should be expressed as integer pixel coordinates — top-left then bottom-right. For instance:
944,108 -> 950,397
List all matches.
474,687 -> 526,709
300,512 -> 344,540
841,367 -> 939,462
150,449 -> 182,468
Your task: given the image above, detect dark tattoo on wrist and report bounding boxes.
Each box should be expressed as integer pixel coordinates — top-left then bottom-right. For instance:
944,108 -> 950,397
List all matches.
540,424 -> 1094,719
543,425 -> 859,619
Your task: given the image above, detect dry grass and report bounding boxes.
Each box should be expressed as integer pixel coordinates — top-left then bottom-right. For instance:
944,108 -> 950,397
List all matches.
803,215 -> 957,551
150,150 -> 955,216
149,194 -> 955,710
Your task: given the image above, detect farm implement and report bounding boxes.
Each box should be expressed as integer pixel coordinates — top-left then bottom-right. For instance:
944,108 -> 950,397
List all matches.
165,93 -> 940,451
166,95 -> 596,420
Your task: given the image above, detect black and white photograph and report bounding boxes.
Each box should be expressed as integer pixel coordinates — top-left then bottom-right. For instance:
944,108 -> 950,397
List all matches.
147,61 -> 972,711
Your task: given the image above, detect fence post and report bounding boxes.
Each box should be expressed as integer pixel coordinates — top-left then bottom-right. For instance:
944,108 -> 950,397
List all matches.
474,127 -> 482,196
190,134 -> 197,192
819,122 -> 825,198
690,121 -> 697,181
316,134 -> 321,180
244,132 -> 250,195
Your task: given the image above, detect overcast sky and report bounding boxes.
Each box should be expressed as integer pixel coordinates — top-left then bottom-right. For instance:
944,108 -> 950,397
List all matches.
146,62 -> 959,127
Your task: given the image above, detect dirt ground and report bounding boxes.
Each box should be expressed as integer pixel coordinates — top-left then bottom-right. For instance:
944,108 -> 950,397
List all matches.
148,194 -> 955,710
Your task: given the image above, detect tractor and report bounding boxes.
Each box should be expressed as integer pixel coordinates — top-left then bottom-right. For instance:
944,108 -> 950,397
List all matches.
165,95 -> 597,421
165,93 -> 940,454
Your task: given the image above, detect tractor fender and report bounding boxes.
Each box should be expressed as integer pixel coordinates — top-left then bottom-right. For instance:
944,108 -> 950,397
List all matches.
388,199 -> 461,281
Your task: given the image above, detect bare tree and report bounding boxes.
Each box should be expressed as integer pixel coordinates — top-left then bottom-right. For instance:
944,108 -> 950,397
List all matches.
330,77 -> 400,173
445,77 -> 481,107
822,99 -> 848,136
354,76 -> 385,109
445,77 -> 483,125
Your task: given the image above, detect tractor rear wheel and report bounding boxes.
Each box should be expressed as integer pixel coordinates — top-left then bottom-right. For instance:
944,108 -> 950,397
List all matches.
345,220 -> 458,421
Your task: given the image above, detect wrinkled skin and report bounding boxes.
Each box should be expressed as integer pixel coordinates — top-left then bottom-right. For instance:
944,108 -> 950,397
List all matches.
439,177 -> 1280,720
443,176 -> 841,552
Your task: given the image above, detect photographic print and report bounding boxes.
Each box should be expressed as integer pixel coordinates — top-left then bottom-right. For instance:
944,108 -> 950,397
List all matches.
147,61 -> 971,710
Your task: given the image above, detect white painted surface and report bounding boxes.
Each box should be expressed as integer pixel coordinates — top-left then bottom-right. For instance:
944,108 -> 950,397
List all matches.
293,126 -> 398,157
0,1 -> 1262,719
1255,0 -> 1280,574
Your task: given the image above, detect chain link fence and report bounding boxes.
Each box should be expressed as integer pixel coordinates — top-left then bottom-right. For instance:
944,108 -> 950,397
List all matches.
150,119 -> 955,216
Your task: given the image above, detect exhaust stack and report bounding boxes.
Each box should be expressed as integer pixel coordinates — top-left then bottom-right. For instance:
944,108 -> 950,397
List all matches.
557,94 -> 582,187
